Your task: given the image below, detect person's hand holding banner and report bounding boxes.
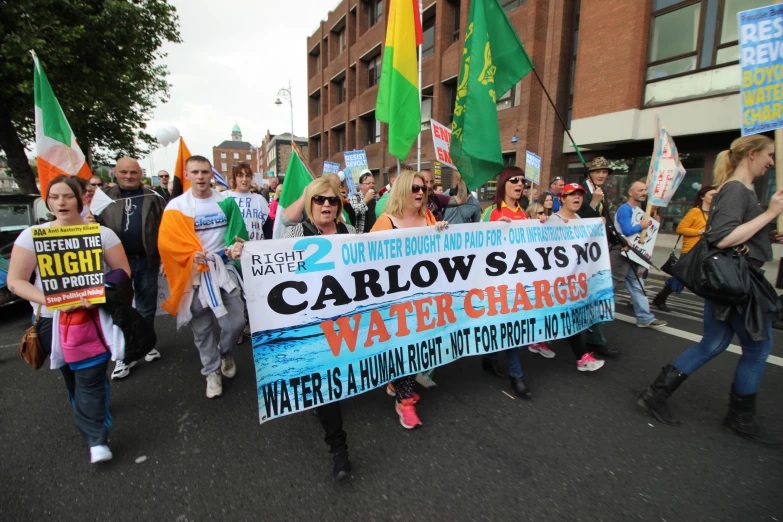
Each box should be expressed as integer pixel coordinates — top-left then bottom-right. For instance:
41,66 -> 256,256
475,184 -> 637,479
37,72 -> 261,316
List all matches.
60,295 -> 95,314
226,237 -> 245,261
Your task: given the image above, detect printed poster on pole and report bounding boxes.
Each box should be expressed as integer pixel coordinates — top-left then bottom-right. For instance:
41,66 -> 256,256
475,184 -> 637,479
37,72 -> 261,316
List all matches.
524,151 -> 541,185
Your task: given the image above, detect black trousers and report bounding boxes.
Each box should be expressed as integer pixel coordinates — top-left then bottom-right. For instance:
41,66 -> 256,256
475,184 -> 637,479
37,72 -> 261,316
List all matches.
316,402 -> 347,454
566,331 -> 588,360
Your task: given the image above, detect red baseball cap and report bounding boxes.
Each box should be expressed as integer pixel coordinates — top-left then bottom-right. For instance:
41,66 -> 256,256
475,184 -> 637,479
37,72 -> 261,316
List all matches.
561,183 -> 586,196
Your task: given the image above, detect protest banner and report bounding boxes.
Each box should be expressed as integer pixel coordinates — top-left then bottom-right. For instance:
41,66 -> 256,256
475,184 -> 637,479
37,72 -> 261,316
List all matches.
646,118 -> 686,208
525,151 -> 541,185
32,224 -> 105,310
242,219 -> 615,424
434,161 -> 442,183
431,119 -> 456,169
739,4 -> 783,136
155,272 -> 170,317
323,161 -> 340,174
614,206 -> 660,269
343,150 -> 369,184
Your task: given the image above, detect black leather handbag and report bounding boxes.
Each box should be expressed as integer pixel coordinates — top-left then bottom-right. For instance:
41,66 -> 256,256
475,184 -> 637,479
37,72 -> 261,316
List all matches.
661,236 -> 681,276
671,239 -> 751,305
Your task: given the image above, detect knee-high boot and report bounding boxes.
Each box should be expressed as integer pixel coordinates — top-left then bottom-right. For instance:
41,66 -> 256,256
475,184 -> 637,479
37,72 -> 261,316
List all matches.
638,364 -> 687,426
724,388 -> 780,447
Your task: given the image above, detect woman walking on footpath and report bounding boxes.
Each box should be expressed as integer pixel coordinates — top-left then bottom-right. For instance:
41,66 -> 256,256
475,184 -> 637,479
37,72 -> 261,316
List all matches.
638,135 -> 783,446
652,185 -> 716,312
7,176 -> 130,463
371,169 -> 448,429
283,176 -> 356,481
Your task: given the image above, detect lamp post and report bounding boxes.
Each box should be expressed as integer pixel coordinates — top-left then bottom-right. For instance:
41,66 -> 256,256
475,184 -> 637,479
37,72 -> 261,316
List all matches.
275,80 -> 294,152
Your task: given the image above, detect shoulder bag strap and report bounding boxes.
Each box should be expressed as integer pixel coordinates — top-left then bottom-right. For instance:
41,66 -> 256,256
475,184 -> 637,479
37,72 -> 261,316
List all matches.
33,304 -> 42,326
88,310 -> 111,353
672,235 -> 681,252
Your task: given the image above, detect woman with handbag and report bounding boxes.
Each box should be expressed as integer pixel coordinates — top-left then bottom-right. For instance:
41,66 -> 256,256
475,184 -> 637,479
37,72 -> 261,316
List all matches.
638,134 -> 783,446
7,176 -> 130,463
652,185 -> 716,311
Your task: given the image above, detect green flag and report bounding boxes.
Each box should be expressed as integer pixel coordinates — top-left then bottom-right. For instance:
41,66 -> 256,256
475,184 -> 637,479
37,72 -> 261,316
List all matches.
273,147 -> 314,238
449,0 -> 533,190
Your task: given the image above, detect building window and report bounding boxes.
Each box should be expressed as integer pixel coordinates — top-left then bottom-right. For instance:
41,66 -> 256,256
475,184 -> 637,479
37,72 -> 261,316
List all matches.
246,154 -> 251,160
310,48 -> 321,77
449,0 -> 461,43
717,0 -> 770,64
335,78 -> 346,104
503,152 -> 517,167
337,29 -> 346,54
335,128 -> 346,152
367,0 -> 382,28
220,152 -> 226,159
501,0 -> 524,13
421,92 -> 433,130
567,0 -> 580,128
363,113 -> 381,145
446,83 -> 458,124
367,54 -> 382,87
221,162 -> 227,172
422,10 -> 436,58
312,136 -> 322,158
311,93 -> 321,116
496,85 -> 516,111
233,152 -> 239,160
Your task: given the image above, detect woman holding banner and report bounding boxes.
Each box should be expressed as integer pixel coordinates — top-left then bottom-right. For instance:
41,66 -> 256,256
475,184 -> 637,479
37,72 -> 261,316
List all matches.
638,135 -> 783,446
7,176 -> 131,464
651,185 -> 716,312
282,176 -> 356,480
371,169 -> 448,429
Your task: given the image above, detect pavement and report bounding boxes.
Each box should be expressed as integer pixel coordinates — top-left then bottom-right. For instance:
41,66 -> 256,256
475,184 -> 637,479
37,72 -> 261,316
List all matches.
1,281 -> 782,521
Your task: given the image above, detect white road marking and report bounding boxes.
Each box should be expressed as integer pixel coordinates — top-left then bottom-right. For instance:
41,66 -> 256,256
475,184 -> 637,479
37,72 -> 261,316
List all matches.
614,312 -> 783,368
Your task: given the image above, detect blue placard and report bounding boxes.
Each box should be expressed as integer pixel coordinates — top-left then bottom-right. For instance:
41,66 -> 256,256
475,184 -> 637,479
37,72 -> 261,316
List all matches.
739,5 -> 783,136
323,161 -> 340,174
343,150 -> 369,184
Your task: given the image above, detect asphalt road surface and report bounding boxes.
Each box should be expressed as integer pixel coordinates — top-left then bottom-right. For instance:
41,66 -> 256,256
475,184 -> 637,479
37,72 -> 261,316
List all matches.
2,277 -> 782,521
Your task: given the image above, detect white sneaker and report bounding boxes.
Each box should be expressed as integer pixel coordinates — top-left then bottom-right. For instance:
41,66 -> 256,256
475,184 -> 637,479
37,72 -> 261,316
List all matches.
144,349 -> 162,362
206,371 -> 223,398
111,360 -> 136,380
528,343 -> 556,358
577,353 -> 605,372
90,445 -> 113,464
415,372 -> 437,388
221,355 -> 236,379
638,319 -> 668,328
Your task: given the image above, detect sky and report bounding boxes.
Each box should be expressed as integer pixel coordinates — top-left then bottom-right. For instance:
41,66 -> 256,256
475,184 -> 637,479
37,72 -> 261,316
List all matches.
143,0 -> 336,176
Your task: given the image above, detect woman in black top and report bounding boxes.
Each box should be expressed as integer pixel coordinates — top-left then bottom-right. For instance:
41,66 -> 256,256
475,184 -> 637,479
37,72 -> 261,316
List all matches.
638,134 -> 783,446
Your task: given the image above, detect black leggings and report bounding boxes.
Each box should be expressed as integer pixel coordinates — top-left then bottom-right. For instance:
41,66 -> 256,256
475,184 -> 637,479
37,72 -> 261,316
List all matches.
566,332 -> 588,360
316,402 -> 347,454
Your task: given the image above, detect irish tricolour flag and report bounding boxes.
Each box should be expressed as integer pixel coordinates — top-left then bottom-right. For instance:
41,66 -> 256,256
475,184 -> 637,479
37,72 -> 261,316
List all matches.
32,51 -> 92,195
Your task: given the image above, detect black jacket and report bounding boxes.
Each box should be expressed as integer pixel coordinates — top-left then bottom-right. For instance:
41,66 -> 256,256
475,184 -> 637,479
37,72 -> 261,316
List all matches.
576,180 -> 621,247
97,185 -> 166,265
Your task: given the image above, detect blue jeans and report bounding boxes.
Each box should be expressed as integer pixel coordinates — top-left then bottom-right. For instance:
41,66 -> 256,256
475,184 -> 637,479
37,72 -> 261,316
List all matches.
488,349 -> 523,378
624,269 -> 655,325
673,300 -> 773,395
130,258 -> 159,327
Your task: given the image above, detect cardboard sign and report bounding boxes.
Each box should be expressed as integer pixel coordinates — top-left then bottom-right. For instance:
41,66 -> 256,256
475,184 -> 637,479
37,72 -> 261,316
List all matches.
32,224 -> 106,310
242,219 -> 614,423
525,151 -> 541,185
614,206 -> 660,269
343,150 -> 369,184
431,119 -> 456,168
739,5 -> 783,135
646,118 -> 687,207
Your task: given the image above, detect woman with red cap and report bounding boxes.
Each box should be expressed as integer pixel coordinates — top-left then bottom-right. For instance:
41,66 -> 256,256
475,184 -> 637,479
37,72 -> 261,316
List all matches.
549,183 -> 606,372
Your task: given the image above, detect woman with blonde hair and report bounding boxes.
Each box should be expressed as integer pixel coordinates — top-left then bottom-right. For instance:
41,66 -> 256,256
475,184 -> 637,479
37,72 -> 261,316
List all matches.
371,169 -> 447,429
639,134 -> 783,445
526,202 -> 547,219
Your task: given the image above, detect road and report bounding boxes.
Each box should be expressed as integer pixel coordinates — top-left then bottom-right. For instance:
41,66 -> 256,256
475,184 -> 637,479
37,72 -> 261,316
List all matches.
1,277 -> 782,522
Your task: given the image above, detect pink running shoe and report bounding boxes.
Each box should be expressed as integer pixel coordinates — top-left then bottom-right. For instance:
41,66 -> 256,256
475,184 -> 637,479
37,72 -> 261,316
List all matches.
528,343 -> 556,359
395,398 -> 422,429
386,383 -> 420,403
577,353 -> 605,372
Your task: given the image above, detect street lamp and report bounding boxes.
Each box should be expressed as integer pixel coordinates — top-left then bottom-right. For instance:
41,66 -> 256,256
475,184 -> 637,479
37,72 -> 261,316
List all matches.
275,80 -> 294,152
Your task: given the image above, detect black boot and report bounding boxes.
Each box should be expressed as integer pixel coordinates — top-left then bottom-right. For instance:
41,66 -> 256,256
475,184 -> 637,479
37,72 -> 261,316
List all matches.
482,356 -> 507,378
637,364 -> 687,426
588,343 -> 621,357
510,376 -> 532,399
652,285 -> 673,312
332,451 -> 352,481
724,389 -> 780,447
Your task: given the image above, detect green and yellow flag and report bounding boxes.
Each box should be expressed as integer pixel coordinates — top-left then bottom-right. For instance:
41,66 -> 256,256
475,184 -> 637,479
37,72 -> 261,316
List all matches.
376,0 -> 423,161
449,0 -> 534,190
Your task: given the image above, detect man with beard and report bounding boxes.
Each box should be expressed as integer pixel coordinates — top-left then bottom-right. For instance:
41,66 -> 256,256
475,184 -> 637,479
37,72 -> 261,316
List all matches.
420,169 -> 468,221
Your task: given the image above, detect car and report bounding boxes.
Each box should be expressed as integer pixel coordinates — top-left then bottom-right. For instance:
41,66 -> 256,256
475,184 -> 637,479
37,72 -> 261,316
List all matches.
0,194 -> 50,306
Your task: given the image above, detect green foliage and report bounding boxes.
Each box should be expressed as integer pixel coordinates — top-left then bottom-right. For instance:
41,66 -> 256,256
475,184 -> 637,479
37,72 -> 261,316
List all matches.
0,0 -> 182,158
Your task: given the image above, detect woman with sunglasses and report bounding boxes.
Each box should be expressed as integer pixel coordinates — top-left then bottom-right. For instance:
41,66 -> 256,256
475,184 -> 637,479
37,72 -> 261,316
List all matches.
283,176 -> 356,480
371,169 -> 448,429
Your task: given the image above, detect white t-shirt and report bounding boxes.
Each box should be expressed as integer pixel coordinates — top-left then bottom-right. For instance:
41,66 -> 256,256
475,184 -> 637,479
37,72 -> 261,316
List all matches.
225,191 -> 269,241
13,223 -> 122,318
194,196 -> 228,253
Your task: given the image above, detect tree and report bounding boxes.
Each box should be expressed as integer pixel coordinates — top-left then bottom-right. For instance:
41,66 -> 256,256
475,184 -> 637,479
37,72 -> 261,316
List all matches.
0,0 -> 181,193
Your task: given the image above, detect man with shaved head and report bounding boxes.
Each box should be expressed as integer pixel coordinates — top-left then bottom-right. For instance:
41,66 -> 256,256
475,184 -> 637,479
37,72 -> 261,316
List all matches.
97,157 -> 167,379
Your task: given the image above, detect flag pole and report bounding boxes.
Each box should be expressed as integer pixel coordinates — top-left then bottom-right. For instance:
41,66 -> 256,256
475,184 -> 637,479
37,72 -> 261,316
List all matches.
416,0 -> 423,171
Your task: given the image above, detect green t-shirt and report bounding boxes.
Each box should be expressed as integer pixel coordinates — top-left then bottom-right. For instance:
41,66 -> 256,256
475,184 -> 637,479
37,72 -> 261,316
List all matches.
375,191 -> 389,218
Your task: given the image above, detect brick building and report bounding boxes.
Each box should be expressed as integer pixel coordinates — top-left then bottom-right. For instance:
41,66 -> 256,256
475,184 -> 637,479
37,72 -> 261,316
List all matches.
212,124 -> 260,184
260,130 -> 310,178
306,0 -> 775,232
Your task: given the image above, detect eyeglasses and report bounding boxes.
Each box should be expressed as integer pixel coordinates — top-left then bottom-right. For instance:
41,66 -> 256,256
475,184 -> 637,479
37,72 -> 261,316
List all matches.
90,182 -> 104,187
411,184 -> 425,193
551,176 -> 563,182
312,195 -> 340,205
537,211 -> 546,215
159,176 -> 169,179
507,177 -> 525,184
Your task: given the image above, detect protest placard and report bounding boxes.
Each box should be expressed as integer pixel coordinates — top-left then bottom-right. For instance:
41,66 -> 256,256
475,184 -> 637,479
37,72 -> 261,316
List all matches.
32,224 -> 105,310
242,219 -> 614,423
431,119 -> 456,168
614,206 -> 660,269
646,117 -> 686,208
343,150 -> 369,184
739,5 -> 783,135
525,151 -> 541,185
323,161 -> 340,174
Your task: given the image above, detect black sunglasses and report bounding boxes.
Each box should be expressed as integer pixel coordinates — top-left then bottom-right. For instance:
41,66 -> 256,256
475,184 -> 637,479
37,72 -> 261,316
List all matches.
90,182 -> 104,187
507,177 -> 525,184
411,184 -> 425,193
312,195 -> 340,205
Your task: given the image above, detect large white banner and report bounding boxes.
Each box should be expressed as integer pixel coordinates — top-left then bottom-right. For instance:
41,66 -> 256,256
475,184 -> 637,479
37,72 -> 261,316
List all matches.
241,219 -> 615,423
